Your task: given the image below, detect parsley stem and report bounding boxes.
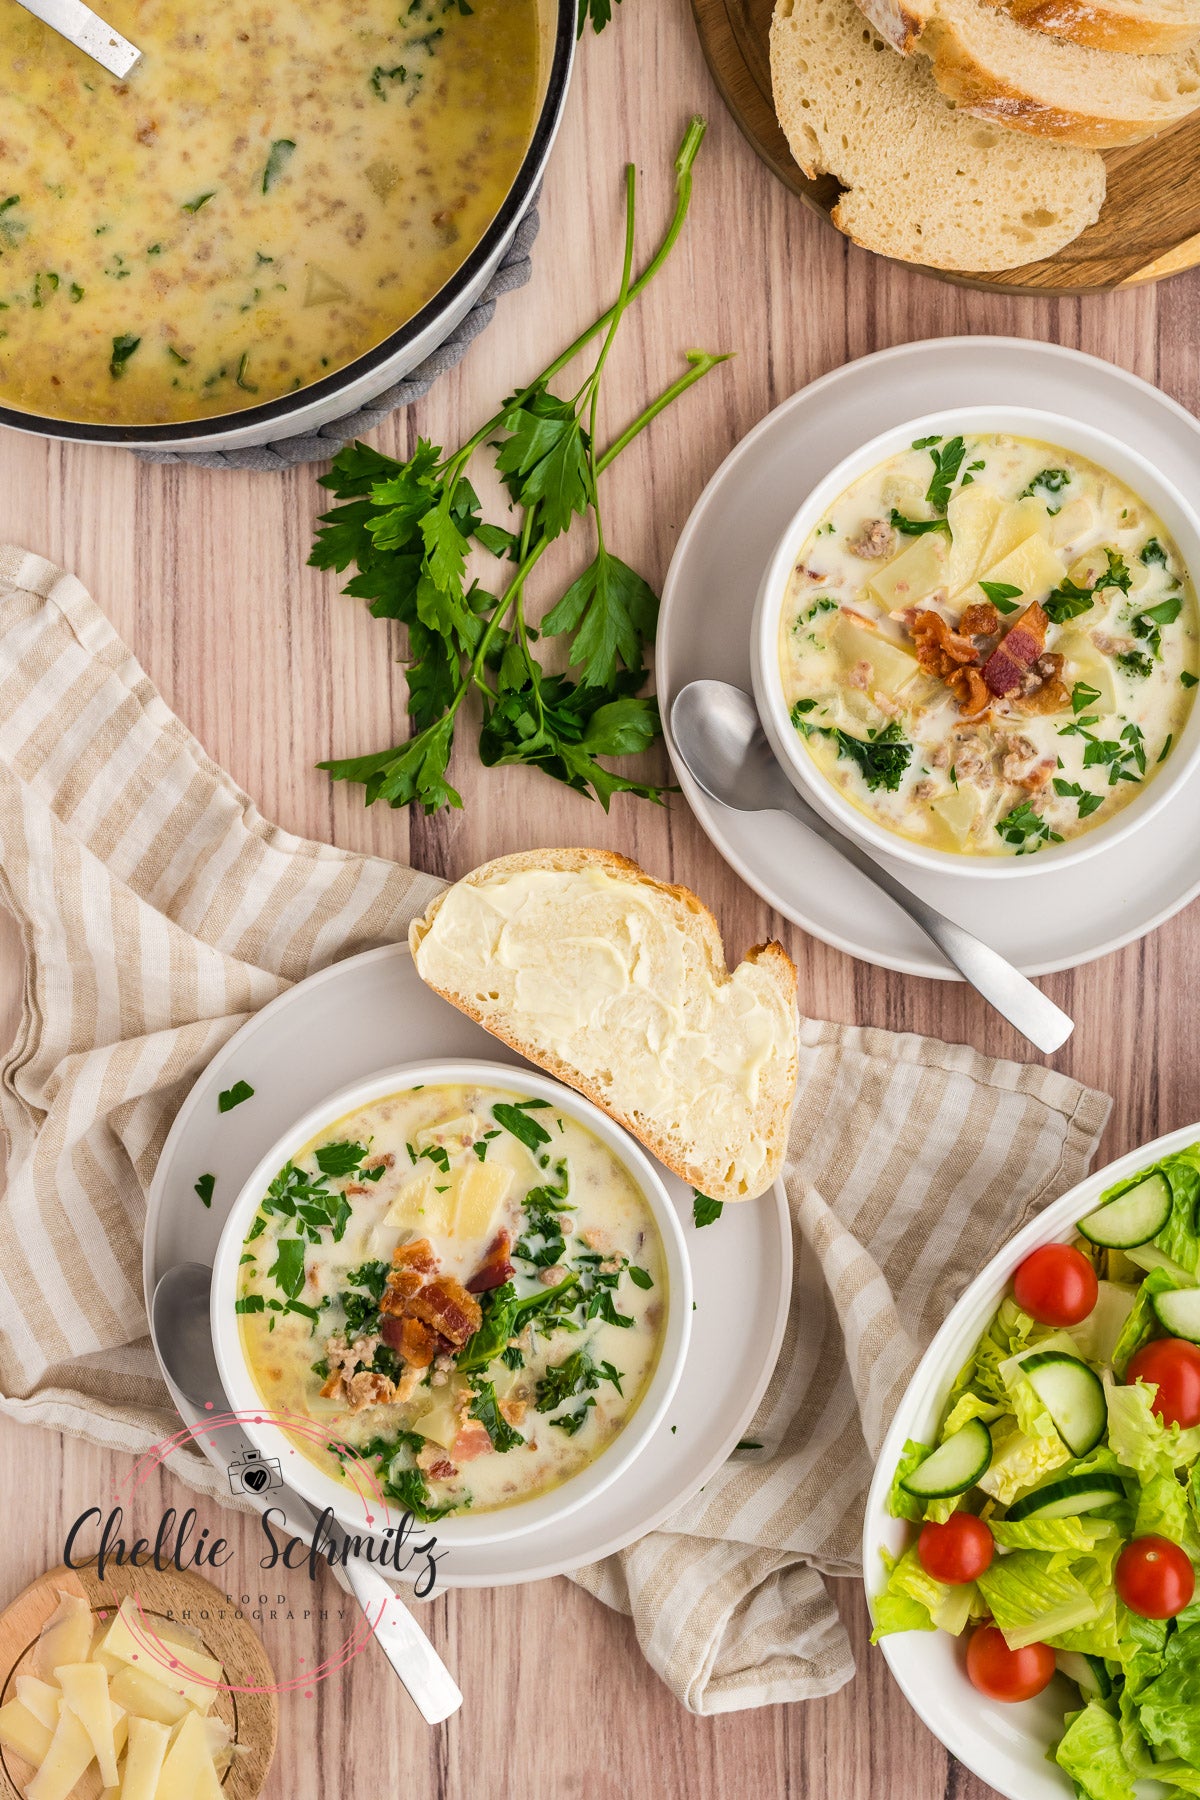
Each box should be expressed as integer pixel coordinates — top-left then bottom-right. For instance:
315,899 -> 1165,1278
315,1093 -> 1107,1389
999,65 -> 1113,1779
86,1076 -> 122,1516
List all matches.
597,349 -> 732,474
454,116 -> 708,466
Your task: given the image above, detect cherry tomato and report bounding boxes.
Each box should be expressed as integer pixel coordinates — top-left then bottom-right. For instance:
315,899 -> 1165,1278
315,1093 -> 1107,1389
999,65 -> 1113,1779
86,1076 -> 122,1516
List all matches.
918,1514 -> 995,1585
1127,1337 -> 1200,1429
1115,1536 -> 1196,1620
1012,1243 -> 1098,1327
966,1625 -> 1056,1703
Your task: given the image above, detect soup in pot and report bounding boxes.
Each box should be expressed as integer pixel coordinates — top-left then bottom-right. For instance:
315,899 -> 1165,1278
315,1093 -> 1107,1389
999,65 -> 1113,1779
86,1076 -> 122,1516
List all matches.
0,0 -> 540,425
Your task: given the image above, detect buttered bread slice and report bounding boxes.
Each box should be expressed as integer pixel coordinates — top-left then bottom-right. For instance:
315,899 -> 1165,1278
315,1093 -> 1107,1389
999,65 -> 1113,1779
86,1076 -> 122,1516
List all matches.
409,849 -> 799,1204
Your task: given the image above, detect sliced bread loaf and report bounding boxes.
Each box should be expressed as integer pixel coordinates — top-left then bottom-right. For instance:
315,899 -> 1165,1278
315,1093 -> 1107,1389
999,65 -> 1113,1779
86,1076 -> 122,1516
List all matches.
860,0 -> 1200,144
409,848 -> 800,1204
981,0 -> 1200,57
770,0 -> 1106,272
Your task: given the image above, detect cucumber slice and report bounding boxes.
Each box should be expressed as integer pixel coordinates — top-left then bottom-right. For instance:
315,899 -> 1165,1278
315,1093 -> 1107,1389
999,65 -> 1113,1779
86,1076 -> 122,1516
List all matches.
1152,1287 -> 1200,1343
1021,1351 -> 1107,1456
1056,1650 -> 1113,1699
1077,1173 -> 1172,1248
899,1418 -> 992,1500
1006,1471 -> 1126,1521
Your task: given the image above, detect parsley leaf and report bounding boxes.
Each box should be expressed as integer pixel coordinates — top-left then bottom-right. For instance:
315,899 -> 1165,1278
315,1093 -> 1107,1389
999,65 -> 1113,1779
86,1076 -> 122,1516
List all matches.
577,0 -> 619,33
314,1140 -> 368,1177
924,436 -> 967,511
218,1080 -> 255,1112
469,1379 -> 524,1452
262,139 -> 296,193
828,721 -> 912,793
978,581 -> 1023,614
267,1236 -> 306,1300
194,1173 -> 215,1208
492,1102 -> 552,1153
693,1191 -> 723,1227
108,334 -> 140,379
889,509 -> 951,539
996,801 -> 1063,854
309,122 -> 721,818
1043,579 -> 1095,624
1020,468 -> 1071,501
1141,538 -> 1169,568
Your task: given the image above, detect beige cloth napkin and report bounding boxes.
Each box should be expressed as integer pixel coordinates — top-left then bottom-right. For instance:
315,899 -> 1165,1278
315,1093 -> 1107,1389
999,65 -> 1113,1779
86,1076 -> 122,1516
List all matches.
0,546 -> 1112,1712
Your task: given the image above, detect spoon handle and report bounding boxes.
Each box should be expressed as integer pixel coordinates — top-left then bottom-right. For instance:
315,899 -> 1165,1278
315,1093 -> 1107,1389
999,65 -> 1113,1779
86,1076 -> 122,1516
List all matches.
338,1551 -> 463,1724
14,0 -> 141,76
776,789 -> 1073,1053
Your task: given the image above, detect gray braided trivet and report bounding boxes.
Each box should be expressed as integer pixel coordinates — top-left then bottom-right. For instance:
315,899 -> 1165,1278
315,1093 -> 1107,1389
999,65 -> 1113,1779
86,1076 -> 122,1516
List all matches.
136,202 -> 541,471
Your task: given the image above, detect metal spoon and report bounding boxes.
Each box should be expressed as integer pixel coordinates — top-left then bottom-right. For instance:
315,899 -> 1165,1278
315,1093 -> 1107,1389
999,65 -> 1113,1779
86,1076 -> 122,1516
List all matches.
151,1262 -> 463,1724
15,0 -> 141,77
670,681 -> 1074,1054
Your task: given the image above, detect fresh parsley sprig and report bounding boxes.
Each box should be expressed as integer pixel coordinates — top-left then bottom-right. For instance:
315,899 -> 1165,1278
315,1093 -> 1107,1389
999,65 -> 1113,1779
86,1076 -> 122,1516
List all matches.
310,119 -> 727,816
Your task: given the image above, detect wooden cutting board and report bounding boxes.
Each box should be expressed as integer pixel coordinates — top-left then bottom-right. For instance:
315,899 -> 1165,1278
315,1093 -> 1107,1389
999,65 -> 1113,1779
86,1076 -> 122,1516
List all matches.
693,0 -> 1200,293
0,1564 -> 277,1799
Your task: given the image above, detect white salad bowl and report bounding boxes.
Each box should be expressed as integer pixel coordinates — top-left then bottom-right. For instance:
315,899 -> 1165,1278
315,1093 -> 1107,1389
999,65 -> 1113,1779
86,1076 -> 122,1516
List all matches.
211,1058 -> 692,1550
750,405 -> 1200,881
862,1120 -> 1200,1800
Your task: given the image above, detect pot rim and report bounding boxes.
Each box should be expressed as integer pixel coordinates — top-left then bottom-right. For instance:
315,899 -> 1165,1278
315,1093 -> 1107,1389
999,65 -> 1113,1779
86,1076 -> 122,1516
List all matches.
0,0 -> 575,448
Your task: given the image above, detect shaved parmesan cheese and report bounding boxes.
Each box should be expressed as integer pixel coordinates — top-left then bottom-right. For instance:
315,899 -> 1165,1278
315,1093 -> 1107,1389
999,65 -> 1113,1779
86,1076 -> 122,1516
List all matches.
14,1675 -> 61,1732
120,1716 -> 170,1800
0,1698 -> 54,1766
26,1704 -> 95,1800
34,1593 -> 93,1682
57,1660 -> 119,1786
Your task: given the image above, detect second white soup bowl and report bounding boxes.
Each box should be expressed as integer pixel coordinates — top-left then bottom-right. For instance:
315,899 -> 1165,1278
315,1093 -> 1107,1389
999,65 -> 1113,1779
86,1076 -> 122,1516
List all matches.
750,406 -> 1200,880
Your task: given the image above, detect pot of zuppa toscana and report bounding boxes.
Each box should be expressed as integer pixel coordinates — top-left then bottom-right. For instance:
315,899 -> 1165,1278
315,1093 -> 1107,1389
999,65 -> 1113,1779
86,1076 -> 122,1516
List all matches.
211,1061 -> 691,1546
0,0 -> 573,450
752,408 -> 1200,877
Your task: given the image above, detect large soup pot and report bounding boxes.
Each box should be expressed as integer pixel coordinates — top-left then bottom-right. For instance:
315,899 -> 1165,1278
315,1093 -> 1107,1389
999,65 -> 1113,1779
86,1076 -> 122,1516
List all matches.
0,0 -> 575,454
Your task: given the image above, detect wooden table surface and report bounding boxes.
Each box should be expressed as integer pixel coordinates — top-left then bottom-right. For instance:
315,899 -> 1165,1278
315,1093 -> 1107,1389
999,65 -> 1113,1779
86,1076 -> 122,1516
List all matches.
3,0 -> 1200,1793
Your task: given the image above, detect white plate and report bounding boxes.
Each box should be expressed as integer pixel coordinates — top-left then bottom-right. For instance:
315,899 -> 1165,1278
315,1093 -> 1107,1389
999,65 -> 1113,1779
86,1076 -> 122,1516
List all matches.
658,336 -> 1200,978
861,1121 -> 1200,1800
144,945 -> 791,1588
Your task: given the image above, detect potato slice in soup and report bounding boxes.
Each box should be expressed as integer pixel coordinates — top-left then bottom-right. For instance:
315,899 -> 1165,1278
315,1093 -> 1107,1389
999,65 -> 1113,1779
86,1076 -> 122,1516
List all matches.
930,785 -> 982,848
980,496 -> 1054,567
970,532 -> 1065,608
830,616 -> 920,697
944,485 -> 1004,594
866,534 -> 948,609
1058,633 -> 1119,714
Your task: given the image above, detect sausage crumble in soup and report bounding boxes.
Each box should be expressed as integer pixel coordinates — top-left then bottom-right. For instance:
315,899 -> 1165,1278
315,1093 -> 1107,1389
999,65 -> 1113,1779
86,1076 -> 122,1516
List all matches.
0,0 -> 540,425
237,1082 -> 666,1520
777,433 -> 1198,856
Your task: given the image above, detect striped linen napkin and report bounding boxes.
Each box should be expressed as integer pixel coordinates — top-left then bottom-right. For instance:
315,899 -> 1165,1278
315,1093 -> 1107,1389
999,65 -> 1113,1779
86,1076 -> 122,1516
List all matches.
0,545 -> 1112,1711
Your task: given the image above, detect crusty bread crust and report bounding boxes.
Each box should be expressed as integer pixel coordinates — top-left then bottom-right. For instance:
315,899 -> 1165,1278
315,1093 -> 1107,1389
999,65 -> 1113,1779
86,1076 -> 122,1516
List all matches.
409,848 -> 799,1204
984,0 -> 1200,55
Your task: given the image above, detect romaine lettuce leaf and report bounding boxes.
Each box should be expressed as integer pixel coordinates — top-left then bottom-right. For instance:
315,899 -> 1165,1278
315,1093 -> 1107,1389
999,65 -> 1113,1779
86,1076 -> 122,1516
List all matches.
1111,1266 -> 1187,1376
1070,1281 -> 1138,1369
1135,1623 -> 1200,1767
990,1517 -> 1114,1556
977,1418 -> 1071,1504
886,1439 -> 931,1523
1100,1148 -> 1200,1277
1055,1700 -> 1138,1800
869,1544 -> 973,1642
941,1390 -> 1007,1436
975,1548 -> 1101,1649
1108,1381 -> 1200,1478
1134,1470 -> 1190,1543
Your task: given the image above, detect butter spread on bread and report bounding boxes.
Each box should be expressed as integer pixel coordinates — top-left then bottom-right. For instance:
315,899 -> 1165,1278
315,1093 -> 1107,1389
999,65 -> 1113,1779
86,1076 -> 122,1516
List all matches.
409,849 -> 799,1204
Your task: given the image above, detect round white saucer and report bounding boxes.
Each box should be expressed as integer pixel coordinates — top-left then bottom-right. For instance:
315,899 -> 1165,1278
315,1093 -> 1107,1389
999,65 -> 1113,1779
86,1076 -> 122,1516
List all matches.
143,945 -> 791,1587
657,336 -> 1200,978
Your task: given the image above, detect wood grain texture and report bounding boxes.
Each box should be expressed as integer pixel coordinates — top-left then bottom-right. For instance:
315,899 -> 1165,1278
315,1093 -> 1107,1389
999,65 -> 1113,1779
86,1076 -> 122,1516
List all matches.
0,0 -> 1199,1792
693,0 -> 1200,292
0,1565 -> 276,1799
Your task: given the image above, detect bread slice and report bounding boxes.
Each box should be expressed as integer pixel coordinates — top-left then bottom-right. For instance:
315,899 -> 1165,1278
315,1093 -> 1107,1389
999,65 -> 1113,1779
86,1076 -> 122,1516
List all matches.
982,0 -> 1200,57
860,0 -> 1200,144
408,848 -> 799,1204
770,0 -> 1106,272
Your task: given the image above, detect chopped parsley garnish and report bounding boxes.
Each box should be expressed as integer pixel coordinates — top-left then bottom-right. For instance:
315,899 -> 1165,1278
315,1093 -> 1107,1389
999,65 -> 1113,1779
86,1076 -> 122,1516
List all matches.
1141,538 -> 1169,567
551,1401 -> 595,1435
1183,671 -> 1199,689
256,1159 -> 352,1247
0,196 -> 26,251
996,801 -> 1063,854
218,1079 -> 255,1112
693,1191 -> 723,1227
923,435 -> 967,511
108,334 -> 140,379
194,1172 -> 215,1208
235,1294 -> 265,1314
978,581 -> 1022,614
370,63 -> 408,96
1059,718 -> 1146,786
314,1140 -> 369,1177
889,509 -> 951,539
262,138 -> 297,194
267,1235 -> 306,1300
1131,595 -> 1183,659
628,1265 -> 654,1289
1117,651 -> 1154,680
1052,779 -> 1104,819
181,192 -> 216,213
1043,579 -> 1095,624
1070,681 -> 1101,714
492,1101 -> 553,1153
235,353 -> 258,394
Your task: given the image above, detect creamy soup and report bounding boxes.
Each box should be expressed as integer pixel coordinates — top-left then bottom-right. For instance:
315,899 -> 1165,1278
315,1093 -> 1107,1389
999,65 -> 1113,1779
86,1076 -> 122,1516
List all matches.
237,1082 -> 667,1520
0,0 -> 540,425
777,434 -> 1199,856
